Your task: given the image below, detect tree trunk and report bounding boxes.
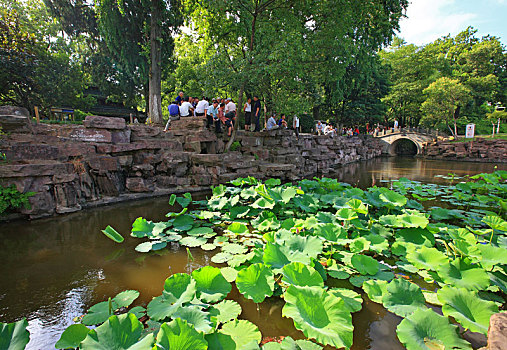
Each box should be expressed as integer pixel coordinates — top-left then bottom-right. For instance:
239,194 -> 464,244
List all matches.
149,0 -> 163,125
453,106 -> 460,138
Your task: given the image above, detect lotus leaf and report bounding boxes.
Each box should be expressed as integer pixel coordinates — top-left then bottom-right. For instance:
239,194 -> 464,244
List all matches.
396,308 -> 472,350
283,235 -> 323,262
263,242 -> 291,270
135,242 -> 153,253
379,190 -> 407,207
313,224 -> 347,242
192,266 -> 232,303
201,243 -> 217,251
162,273 -> 196,304
281,187 -> 297,203
227,222 -> 249,235
180,236 -> 207,248
154,319 -> 207,350
131,218 -> 155,238
211,252 -> 234,264
220,267 -> 238,282
329,288 -> 362,313
209,300 -> 242,324
228,252 -> 255,267
489,271 -> 507,293
147,296 -> 181,321
336,208 -> 358,221
0,319 -> 30,350
437,286 -> 498,335
176,193 -> 192,208
482,215 -> 507,231
187,227 -> 214,236
406,246 -> 448,271
101,225 -> 124,243
172,306 -> 212,333
397,228 -> 435,246
169,193 -> 177,205
346,199 -> 368,214
437,259 -> 490,291
349,237 -> 370,253
236,263 -> 275,303
220,320 -> 261,349
477,244 -> 507,269
173,215 -> 195,231
205,332 -> 236,350
55,324 -> 90,349
282,262 -> 324,287
362,280 -> 387,304
382,279 -> 426,317
262,337 -> 323,350
327,265 -> 350,280
221,243 -> 247,255
129,306 -> 146,319
82,300 -> 119,326
81,313 -> 154,350
351,255 -> 379,276
252,197 -> 275,209
282,285 -> 353,349
113,290 -> 140,308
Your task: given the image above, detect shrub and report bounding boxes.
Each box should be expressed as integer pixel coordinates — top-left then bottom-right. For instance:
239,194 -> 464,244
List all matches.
230,141 -> 241,152
0,185 -> 35,215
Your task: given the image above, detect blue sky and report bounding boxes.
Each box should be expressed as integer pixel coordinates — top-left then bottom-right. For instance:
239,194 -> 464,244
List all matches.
397,0 -> 507,46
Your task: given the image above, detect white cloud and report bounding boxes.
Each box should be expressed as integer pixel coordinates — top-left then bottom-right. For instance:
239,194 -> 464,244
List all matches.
398,0 -> 477,45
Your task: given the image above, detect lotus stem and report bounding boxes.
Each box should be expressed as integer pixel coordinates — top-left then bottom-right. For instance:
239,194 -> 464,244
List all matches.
489,229 -> 495,245
108,297 -> 112,315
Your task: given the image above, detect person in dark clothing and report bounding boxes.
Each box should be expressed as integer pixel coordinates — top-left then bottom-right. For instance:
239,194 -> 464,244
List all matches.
252,96 -> 261,132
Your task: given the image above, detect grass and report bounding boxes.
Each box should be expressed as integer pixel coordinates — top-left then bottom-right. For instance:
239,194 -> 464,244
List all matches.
449,133 -> 507,142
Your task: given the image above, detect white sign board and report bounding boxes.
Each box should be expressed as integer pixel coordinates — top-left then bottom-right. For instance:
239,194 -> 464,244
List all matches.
465,123 -> 475,139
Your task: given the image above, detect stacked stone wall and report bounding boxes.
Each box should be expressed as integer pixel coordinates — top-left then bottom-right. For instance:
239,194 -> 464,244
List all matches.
421,139 -> 507,163
0,110 -> 382,220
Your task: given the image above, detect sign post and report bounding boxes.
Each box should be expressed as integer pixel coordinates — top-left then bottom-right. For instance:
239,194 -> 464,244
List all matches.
465,124 -> 475,139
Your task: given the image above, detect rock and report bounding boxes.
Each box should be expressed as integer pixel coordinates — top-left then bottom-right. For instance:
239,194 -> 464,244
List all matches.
84,115 -> 126,130
126,177 -> 152,192
129,125 -> 162,140
0,106 -> 34,133
69,128 -> 112,143
111,129 -> 131,144
487,312 -> 507,350
87,156 -> 118,172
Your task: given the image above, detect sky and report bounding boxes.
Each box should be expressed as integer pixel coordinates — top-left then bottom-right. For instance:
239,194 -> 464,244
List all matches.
397,0 -> 507,46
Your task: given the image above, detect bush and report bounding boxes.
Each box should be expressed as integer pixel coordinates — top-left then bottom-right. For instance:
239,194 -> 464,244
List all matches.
0,185 -> 35,214
299,114 -> 315,133
230,141 -> 241,152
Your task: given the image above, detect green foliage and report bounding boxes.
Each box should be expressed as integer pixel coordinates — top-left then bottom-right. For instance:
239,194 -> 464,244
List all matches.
0,318 -> 30,350
0,184 -> 35,215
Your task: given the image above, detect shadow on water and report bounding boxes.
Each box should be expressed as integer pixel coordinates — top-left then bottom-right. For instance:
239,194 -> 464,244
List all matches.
0,157 -> 504,349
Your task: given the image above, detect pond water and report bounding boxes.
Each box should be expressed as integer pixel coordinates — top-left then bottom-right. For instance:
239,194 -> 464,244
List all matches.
0,157 -> 504,350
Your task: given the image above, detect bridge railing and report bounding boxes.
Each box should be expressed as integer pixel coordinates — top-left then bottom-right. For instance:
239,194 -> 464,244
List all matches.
374,127 -> 444,138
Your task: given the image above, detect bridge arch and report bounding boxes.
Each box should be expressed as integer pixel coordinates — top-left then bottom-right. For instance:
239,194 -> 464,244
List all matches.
388,137 -> 419,156
374,130 -> 437,156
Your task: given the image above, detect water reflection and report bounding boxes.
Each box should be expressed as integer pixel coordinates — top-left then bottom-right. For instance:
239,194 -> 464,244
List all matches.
0,157 -> 504,349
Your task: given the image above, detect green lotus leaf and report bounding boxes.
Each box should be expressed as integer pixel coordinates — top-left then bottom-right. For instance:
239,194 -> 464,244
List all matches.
176,193 -> 192,208
489,270 -> 507,293
220,320 -> 261,349
397,213 -> 429,229
252,197 -> 275,209
396,308 -> 472,350
221,243 -> 247,255
173,215 -> 195,231
192,266 -> 232,303
437,286 -> 499,335
209,300 -> 242,324
227,222 -> 249,235
422,291 -> 442,306
336,207 -> 358,221
131,217 -> 155,238
382,279 -> 426,317
329,288 -> 363,313
282,262 -> 324,287
437,259 -> 490,291
313,224 -> 347,242
135,242 -> 154,253
379,190 -> 407,207
282,285 -> 353,349
205,332 -> 236,350
129,306 -> 146,319
430,207 -> 464,221
162,273 -> 196,304
55,323 -> 90,349
482,215 -> 507,231
281,187 -> 297,203
236,263 -> 275,303
211,252 -> 234,264
362,280 -> 388,304
0,319 -> 30,350
263,242 -> 290,270
351,255 -> 379,276
406,246 -> 448,271
172,306 -> 212,333
155,318 -> 207,350
101,225 -> 124,243
209,197 -> 228,210
180,236 -> 207,248
327,266 -> 350,280
478,244 -> 507,269
220,267 -> 238,282
283,235 -> 323,262
82,300 -> 119,326
113,290 -> 140,308
349,237 -> 370,253
81,313 -> 154,350
262,336 -> 323,350
346,199 -> 368,214
397,228 -> 435,246
147,296 -> 181,321
187,227 -> 214,236
201,243 -> 217,251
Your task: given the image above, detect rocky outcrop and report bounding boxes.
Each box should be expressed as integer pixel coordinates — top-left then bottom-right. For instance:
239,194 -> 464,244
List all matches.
484,312 -> 507,350
0,106 -> 34,133
0,110 -> 383,220
422,138 -> 507,163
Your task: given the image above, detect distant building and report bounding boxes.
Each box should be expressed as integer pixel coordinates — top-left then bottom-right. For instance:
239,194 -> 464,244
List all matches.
84,87 -> 146,122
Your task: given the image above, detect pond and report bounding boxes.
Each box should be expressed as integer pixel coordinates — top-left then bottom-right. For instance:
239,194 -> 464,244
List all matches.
0,157 -> 504,350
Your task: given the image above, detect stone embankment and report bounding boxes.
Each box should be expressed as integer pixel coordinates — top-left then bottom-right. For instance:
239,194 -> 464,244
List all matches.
0,107 -> 382,220
421,138 -> 507,163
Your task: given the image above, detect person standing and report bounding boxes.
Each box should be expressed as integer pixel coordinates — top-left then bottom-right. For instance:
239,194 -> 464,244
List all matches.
175,91 -> 184,105
244,97 -> 252,131
293,115 -> 300,138
252,96 -> 261,132
394,119 -> 399,130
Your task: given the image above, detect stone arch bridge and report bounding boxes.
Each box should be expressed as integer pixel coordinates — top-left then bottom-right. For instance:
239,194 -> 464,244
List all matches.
374,128 -> 443,155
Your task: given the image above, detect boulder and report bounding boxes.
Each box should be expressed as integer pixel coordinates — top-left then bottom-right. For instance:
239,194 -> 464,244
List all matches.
84,116 -> 126,130
488,312 -> 507,350
0,106 -> 34,133
69,128 -> 112,143
126,177 -> 152,192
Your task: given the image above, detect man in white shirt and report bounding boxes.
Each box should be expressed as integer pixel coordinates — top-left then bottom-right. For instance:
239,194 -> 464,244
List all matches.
224,98 -> 236,115
266,115 -> 279,130
179,97 -> 193,117
293,115 -> 300,138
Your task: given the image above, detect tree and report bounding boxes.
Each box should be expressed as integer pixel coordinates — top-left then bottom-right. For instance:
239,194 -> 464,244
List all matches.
421,77 -> 471,137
